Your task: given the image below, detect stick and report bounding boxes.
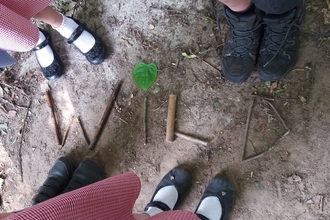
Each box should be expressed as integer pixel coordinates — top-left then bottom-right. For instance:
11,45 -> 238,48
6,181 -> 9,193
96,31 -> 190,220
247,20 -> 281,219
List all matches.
89,81 -> 122,150
45,90 -> 61,145
242,99 -> 254,161
201,59 -> 221,74
61,116 -> 75,148
19,100 -> 31,182
144,97 -> 147,145
175,131 -> 208,146
166,94 -> 177,142
251,93 -> 275,102
266,101 -> 290,131
242,130 -> 290,162
77,116 -> 90,145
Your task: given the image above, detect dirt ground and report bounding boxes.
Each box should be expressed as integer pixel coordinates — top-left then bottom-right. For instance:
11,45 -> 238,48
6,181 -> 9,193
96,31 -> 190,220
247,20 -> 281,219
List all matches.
1,0 -> 330,219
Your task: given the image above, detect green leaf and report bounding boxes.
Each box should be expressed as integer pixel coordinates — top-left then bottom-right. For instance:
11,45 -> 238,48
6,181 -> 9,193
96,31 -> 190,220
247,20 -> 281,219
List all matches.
132,62 -> 158,92
214,102 -> 221,108
0,123 -> 8,131
153,86 -> 161,94
182,52 -> 197,59
254,181 -> 264,190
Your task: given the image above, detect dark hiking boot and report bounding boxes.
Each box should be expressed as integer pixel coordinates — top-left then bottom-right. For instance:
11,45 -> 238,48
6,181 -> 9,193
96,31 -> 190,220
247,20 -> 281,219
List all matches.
32,157 -> 76,205
221,5 -> 263,83
258,2 -> 305,81
62,159 -> 104,193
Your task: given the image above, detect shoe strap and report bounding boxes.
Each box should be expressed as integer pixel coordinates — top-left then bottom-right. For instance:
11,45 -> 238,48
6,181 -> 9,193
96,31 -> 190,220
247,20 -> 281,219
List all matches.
144,201 -> 171,212
67,24 -> 86,44
195,213 -> 210,220
33,38 -> 50,51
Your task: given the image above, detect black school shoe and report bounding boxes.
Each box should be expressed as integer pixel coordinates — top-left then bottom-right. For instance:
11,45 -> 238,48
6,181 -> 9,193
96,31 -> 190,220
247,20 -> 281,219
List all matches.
62,159 -> 104,193
32,157 -> 76,205
258,2 -> 304,81
67,17 -> 106,65
221,5 -> 263,83
33,30 -> 64,81
195,175 -> 234,220
144,167 -> 192,212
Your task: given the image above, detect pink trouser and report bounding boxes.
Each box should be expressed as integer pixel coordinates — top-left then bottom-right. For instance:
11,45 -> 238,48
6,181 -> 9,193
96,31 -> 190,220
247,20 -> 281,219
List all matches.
5,172 -> 200,220
0,0 -> 51,51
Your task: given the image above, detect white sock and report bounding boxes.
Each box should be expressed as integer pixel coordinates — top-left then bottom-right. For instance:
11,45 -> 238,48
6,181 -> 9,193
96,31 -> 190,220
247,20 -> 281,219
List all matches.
196,196 -> 223,220
35,31 -> 54,68
52,14 -> 95,53
145,185 -> 178,217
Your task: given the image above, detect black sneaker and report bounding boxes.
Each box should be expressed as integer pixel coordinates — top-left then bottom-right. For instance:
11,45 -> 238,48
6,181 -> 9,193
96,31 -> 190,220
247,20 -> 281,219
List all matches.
221,5 -> 263,83
258,3 -> 304,81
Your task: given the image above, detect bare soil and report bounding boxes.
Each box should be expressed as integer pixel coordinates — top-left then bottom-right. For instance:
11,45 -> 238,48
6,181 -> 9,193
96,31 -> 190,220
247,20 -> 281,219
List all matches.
1,0 -> 330,219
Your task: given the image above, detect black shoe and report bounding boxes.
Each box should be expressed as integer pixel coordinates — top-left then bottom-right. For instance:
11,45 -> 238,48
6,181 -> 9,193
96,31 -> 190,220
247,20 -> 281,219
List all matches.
67,17 -> 106,65
195,175 -> 234,220
33,29 -> 64,81
258,3 -> 304,81
32,157 -> 76,205
62,159 -> 104,193
144,167 -> 192,213
221,5 -> 263,83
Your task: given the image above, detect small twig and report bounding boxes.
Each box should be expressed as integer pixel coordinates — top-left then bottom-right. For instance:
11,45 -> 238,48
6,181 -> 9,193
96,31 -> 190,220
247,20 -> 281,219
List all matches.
45,90 -> 62,145
198,45 -> 223,55
61,116 -> 75,148
251,93 -> 275,102
115,115 -> 128,124
19,100 -> 31,182
144,97 -> 147,145
77,116 -> 90,145
89,81 -> 122,151
158,66 -> 175,72
248,139 -> 258,154
200,59 -> 221,74
266,101 -> 290,131
243,130 -> 290,162
175,131 -> 208,146
152,100 -> 168,111
242,99 -> 254,161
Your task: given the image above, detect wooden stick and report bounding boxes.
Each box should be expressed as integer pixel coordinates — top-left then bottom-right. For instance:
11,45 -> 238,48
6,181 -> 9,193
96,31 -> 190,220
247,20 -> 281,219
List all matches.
45,90 -> 61,145
242,99 -> 254,161
175,131 -> 208,146
166,94 -> 177,142
77,116 -> 90,145
19,100 -> 31,182
89,81 -> 122,150
144,97 -> 147,145
61,116 -> 74,148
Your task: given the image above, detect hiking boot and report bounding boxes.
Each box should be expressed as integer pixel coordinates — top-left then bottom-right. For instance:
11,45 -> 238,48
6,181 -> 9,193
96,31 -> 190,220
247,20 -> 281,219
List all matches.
32,157 -> 76,205
62,159 -> 104,193
221,5 -> 263,83
258,3 -> 304,81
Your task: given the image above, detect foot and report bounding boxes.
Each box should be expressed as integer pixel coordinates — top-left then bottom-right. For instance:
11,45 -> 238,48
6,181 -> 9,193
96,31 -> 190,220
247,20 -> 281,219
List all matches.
258,3 -> 304,81
195,175 -> 234,220
32,157 -> 76,205
33,30 -> 64,80
53,15 -> 106,65
62,159 -> 104,193
221,5 -> 263,83
144,167 -> 192,217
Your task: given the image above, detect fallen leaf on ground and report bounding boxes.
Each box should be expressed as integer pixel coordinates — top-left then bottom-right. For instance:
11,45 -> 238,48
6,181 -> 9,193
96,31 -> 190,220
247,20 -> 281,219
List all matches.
270,81 -> 278,93
258,123 -> 267,133
182,52 -> 197,59
254,181 -> 264,190
298,95 -> 307,103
